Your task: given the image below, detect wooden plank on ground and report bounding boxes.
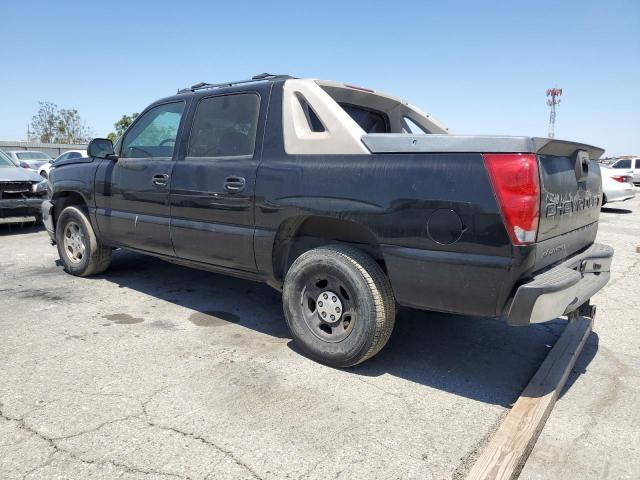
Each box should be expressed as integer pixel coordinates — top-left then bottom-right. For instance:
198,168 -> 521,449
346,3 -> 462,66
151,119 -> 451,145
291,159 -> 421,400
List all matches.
467,316 -> 593,480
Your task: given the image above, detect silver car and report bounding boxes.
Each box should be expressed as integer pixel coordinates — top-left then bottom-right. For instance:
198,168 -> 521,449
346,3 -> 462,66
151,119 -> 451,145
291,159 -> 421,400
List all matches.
4,150 -> 53,172
0,150 -> 49,224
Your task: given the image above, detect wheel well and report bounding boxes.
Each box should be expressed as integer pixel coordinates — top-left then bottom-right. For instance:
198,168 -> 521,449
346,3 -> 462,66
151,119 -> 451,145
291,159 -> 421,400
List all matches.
272,216 -> 385,281
52,192 -> 87,228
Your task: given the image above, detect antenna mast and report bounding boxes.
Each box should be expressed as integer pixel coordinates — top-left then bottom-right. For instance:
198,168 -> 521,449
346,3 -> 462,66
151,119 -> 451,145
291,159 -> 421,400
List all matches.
546,87 -> 562,138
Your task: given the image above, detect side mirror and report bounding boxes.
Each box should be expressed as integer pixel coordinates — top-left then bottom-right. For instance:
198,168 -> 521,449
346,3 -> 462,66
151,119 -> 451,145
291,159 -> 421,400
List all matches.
88,138 -> 117,160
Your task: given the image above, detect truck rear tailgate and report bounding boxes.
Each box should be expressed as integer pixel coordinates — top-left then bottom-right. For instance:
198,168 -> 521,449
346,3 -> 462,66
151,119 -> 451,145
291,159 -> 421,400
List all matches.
537,145 -> 603,243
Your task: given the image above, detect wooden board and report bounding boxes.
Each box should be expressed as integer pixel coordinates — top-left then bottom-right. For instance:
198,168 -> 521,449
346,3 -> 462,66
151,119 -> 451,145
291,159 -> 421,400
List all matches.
467,316 -> 593,480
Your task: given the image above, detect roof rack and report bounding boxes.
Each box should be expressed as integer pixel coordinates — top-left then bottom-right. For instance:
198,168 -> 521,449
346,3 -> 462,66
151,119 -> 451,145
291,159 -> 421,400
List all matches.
177,73 -> 295,94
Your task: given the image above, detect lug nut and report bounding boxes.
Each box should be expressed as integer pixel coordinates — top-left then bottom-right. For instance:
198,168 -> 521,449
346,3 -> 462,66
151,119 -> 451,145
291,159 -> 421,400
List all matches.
322,312 -> 327,318
330,315 -> 335,320
332,296 -> 337,302
323,293 -> 328,299
318,301 -> 323,307
336,307 -> 340,313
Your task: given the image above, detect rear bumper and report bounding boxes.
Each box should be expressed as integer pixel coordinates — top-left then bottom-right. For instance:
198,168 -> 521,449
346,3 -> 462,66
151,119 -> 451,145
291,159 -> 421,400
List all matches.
0,198 -> 42,222
506,243 -> 613,325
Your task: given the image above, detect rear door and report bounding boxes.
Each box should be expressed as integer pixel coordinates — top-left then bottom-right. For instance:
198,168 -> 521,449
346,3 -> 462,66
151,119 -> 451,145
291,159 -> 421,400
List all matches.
95,101 -> 186,255
169,91 -> 265,271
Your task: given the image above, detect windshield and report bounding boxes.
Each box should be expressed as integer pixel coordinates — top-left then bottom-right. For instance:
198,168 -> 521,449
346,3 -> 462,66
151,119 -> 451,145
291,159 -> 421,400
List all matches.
0,150 -> 15,167
15,151 -> 52,160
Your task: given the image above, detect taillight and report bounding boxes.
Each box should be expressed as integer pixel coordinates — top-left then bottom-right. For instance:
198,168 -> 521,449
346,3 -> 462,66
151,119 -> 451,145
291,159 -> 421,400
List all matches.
482,153 -> 540,245
611,175 -> 631,183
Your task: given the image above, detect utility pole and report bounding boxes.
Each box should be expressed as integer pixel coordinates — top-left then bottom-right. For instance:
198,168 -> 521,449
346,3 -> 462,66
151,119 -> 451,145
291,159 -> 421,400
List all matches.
546,88 -> 562,138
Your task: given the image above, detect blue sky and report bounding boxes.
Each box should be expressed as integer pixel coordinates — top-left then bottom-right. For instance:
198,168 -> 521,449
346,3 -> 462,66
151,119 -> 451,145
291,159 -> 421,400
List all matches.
2,0 -> 638,156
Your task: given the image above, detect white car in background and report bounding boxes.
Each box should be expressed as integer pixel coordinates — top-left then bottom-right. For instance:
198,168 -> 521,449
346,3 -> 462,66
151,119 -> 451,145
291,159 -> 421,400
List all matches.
610,157 -> 640,184
5,150 -> 53,171
601,165 -> 635,206
39,150 -> 87,178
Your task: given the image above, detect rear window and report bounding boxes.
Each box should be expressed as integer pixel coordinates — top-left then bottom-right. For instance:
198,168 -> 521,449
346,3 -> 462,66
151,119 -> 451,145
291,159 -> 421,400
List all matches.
16,151 -> 50,160
338,103 -> 389,134
188,93 -> 260,158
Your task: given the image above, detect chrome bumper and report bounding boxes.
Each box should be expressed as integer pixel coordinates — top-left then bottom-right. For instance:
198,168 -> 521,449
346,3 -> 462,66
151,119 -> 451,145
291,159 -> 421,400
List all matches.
507,243 -> 613,325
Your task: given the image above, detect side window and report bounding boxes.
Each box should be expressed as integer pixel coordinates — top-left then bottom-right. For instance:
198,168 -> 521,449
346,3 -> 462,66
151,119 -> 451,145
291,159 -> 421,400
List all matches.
296,94 -> 325,132
187,94 -> 260,158
338,103 -> 389,133
121,102 -> 185,159
56,153 -> 69,162
613,160 -> 631,169
635,159 -> 640,169
68,152 -> 81,159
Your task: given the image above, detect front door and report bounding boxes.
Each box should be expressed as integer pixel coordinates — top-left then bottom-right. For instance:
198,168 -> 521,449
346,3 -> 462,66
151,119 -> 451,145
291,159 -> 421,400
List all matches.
95,101 -> 186,255
170,92 -> 264,271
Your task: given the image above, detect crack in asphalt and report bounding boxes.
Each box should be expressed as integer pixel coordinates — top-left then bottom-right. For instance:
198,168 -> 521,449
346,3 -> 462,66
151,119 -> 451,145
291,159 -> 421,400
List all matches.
140,394 -> 264,480
605,253 -> 640,289
1,387 -> 264,480
0,404 -> 185,480
559,345 -> 629,472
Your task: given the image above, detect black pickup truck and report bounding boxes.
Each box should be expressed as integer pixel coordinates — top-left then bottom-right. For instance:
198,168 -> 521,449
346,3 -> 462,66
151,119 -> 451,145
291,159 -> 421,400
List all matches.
42,73 -> 613,367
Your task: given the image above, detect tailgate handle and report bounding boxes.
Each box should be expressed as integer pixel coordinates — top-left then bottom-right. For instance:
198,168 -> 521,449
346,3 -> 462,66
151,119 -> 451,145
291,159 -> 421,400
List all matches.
574,150 -> 589,182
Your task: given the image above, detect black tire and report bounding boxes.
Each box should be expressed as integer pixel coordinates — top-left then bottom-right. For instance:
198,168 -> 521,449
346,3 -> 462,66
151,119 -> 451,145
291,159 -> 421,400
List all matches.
602,194 -> 607,206
283,245 -> 395,367
40,171 -> 48,179
56,205 -> 112,276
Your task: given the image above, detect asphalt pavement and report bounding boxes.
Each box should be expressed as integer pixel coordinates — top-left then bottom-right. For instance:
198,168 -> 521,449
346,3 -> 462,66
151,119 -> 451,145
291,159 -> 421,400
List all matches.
0,192 -> 638,479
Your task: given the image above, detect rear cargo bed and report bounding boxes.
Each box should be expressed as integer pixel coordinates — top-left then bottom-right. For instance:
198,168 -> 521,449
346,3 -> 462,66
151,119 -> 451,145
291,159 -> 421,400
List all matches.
362,133 -> 604,261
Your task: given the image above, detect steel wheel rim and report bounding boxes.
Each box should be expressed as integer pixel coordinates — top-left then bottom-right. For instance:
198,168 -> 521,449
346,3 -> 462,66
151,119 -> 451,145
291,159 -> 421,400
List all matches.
300,274 -> 356,343
63,221 -> 86,264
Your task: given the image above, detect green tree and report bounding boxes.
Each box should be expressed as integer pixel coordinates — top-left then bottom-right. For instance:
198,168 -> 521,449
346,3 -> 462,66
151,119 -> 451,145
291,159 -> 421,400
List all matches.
107,113 -> 139,142
30,101 -> 92,143
56,108 -> 92,144
30,101 -> 59,143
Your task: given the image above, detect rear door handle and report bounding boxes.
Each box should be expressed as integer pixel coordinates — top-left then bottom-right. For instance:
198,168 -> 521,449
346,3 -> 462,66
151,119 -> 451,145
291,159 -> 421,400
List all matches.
224,176 -> 246,192
152,173 -> 169,187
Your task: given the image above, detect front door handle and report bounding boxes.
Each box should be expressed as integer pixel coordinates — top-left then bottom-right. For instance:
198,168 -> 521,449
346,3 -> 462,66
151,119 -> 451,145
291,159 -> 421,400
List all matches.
224,176 -> 246,192
152,173 -> 169,187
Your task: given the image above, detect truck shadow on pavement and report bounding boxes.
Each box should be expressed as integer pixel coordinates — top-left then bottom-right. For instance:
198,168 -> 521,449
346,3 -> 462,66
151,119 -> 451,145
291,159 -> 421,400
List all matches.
350,309 -> 598,406
600,207 -> 632,214
95,249 -> 597,408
